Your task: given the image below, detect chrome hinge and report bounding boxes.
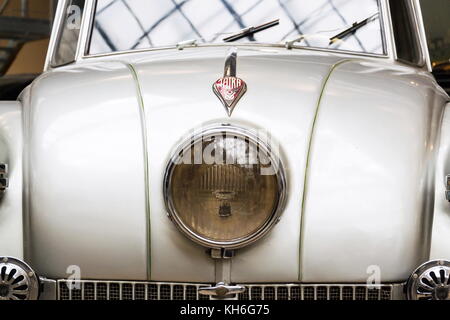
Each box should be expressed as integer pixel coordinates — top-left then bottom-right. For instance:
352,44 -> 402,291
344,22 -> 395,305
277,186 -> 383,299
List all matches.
210,248 -> 234,259
0,164 -> 8,192
445,175 -> 450,201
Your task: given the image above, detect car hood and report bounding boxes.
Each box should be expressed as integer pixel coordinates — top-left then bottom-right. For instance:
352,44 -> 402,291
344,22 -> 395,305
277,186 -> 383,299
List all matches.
26,46 -> 445,283
129,46 -> 441,283
130,47 -> 342,283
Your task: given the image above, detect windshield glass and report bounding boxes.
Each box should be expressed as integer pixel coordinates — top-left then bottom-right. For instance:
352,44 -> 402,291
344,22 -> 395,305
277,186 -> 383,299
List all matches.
88,0 -> 385,55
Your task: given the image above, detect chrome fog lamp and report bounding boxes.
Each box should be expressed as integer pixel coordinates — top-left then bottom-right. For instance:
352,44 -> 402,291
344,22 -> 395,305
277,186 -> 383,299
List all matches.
0,257 -> 39,300
406,260 -> 450,300
164,126 -> 286,249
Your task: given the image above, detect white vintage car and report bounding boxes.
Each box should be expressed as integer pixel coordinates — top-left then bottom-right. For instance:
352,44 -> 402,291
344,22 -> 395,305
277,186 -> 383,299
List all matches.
0,0 -> 449,301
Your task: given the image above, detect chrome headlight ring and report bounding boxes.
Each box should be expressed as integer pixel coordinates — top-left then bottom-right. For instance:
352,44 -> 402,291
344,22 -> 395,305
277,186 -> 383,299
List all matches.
163,125 -> 287,250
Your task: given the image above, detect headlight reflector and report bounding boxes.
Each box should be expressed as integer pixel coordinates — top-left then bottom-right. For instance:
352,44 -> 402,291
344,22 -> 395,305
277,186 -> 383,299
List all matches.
164,126 -> 286,249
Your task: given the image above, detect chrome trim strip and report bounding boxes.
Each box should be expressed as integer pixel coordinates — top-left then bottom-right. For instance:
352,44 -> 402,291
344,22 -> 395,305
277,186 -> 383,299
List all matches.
82,42 -> 390,61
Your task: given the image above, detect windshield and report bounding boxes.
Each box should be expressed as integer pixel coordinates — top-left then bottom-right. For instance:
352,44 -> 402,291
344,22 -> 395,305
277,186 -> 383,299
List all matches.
88,0 -> 385,55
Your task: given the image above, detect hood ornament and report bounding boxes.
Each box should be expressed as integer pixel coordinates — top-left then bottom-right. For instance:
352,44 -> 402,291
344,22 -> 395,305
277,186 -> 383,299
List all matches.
213,48 -> 247,117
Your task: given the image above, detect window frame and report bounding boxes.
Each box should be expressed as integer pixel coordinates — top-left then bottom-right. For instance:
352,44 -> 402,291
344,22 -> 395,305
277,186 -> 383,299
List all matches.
45,0 -> 431,71
44,0 -> 68,70
45,0 -> 94,70
86,0 -> 388,58
386,0 -> 429,69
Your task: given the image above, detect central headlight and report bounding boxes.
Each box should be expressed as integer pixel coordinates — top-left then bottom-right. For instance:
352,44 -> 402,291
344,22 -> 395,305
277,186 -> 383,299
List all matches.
164,126 -> 286,249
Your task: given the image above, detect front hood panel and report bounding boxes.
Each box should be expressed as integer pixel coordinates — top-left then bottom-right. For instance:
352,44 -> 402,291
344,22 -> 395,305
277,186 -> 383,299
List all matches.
26,46 -> 445,283
132,47 -> 341,282
300,61 -> 444,282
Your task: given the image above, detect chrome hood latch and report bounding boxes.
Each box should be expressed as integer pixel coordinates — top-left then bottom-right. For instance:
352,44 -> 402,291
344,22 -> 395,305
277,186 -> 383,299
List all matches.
198,282 -> 246,298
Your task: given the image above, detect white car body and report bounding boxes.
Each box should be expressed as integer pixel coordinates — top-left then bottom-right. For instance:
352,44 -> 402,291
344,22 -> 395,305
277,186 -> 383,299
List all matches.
0,0 -> 449,300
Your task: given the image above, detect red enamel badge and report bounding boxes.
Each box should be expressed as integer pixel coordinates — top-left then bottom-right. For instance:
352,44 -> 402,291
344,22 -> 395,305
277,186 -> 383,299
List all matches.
213,76 -> 247,116
213,48 -> 247,117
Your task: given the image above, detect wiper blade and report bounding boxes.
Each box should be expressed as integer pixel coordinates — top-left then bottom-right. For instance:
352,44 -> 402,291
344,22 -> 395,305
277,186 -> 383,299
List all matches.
223,19 -> 279,42
329,13 -> 379,45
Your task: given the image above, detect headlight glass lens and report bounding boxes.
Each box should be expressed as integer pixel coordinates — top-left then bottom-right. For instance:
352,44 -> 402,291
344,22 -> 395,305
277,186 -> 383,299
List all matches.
165,127 -> 285,248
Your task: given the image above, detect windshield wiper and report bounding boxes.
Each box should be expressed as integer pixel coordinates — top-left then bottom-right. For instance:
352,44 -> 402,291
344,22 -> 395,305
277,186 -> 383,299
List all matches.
223,19 -> 279,42
329,13 -> 379,45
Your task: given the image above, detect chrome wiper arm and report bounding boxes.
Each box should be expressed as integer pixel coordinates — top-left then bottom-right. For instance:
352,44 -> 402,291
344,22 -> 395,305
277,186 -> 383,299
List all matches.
329,12 -> 379,45
223,19 -> 279,42
176,38 -> 198,50
285,34 -> 307,49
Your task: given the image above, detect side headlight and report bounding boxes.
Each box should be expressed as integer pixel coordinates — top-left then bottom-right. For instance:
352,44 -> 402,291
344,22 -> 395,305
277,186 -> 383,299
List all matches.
164,126 -> 286,249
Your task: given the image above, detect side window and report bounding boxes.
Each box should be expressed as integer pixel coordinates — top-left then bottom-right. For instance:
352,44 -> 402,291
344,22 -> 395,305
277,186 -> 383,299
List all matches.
51,0 -> 86,67
389,0 -> 423,65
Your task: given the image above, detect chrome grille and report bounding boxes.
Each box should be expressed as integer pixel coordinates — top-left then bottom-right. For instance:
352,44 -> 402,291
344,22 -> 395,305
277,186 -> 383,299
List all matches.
241,284 -> 396,300
58,280 -> 399,300
58,281 -> 209,300
277,286 -> 288,300
96,283 -> 107,300
303,286 -> 314,300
